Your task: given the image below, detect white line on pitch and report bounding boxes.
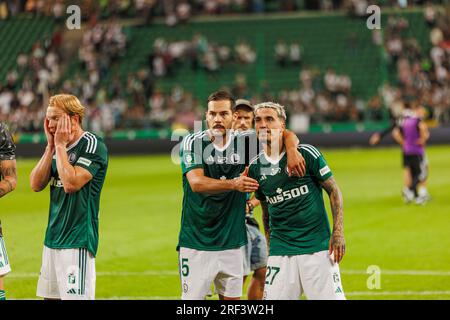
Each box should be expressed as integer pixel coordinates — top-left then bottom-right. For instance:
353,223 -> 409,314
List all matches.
8,269 -> 450,279
12,291 -> 450,300
346,291 -> 450,296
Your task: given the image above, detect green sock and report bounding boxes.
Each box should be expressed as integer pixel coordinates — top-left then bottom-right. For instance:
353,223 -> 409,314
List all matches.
0,290 -> 5,300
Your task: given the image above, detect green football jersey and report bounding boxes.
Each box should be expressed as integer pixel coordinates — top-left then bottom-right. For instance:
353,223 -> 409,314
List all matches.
45,131 -> 108,257
249,144 -> 333,256
178,130 -> 258,251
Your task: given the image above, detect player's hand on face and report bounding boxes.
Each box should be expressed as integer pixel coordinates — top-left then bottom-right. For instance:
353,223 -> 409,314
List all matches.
54,114 -> 72,147
44,118 -> 55,148
329,231 -> 345,264
234,167 -> 259,193
287,150 -> 306,177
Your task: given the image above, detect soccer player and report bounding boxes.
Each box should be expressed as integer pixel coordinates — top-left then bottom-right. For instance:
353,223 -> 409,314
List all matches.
0,122 -> 17,301
248,102 -> 346,300
392,101 -> 430,204
233,99 -> 267,300
178,91 -> 305,300
30,94 -> 109,300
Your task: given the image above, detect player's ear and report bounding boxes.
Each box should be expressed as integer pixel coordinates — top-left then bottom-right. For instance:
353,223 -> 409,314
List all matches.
71,115 -> 80,126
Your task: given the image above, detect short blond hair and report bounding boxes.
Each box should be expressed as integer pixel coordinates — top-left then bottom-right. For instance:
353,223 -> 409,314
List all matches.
253,101 -> 287,122
48,94 -> 85,123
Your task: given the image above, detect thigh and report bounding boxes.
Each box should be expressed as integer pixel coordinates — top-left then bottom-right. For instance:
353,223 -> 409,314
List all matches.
179,247 -> 214,300
263,256 -> 301,300
409,155 -> 422,179
37,246 -> 60,299
0,236 -> 11,276
215,248 -> 244,299
299,251 -> 346,300
55,248 -> 96,300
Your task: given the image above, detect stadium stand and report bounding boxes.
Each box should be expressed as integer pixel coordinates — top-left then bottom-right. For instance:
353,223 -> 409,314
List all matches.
0,3 -> 449,140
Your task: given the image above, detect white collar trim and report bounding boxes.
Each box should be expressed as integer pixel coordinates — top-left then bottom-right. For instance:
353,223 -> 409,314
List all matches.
67,132 -> 87,151
211,130 -> 235,152
263,149 -> 286,165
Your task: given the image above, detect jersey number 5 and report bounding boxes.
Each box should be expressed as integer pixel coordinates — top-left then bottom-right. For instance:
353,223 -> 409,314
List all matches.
181,258 -> 189,277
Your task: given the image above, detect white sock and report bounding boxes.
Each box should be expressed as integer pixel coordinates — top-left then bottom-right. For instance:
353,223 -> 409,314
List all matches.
418,187 -> 428,197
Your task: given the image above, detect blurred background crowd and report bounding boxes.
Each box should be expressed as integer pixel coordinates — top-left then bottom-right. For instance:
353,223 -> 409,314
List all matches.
0,0 -> 448,136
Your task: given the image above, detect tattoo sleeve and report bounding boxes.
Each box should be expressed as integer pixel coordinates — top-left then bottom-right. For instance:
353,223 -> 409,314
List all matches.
0,160 -> 17,198
320,176 -> 344,235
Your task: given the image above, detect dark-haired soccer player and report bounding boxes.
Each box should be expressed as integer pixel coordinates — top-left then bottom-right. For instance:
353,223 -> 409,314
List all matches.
248,102 -> 346,300
178,91 -> 305,300
0,122 -> 17,301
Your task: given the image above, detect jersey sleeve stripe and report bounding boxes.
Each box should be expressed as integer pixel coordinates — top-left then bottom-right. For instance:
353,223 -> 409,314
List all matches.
86,133 -> 98,153
184,131 -> 202,152
84,135 -> 92,153
187,131 -> 206,151
300,146 -> 318,159
183,133 -> 194,151
87,134 -> 94,153
301,144 -> 321,157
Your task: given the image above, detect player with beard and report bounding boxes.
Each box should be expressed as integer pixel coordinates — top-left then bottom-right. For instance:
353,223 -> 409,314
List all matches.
177,91 -> 305,300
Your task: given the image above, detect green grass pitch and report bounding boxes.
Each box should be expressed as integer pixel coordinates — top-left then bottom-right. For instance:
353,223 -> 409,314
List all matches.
1,145 -> 450,300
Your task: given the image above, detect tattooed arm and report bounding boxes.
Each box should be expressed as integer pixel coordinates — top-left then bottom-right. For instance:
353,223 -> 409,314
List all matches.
261,200 -> 270,249
320,176 -> 345,264
0,160 -> 17,198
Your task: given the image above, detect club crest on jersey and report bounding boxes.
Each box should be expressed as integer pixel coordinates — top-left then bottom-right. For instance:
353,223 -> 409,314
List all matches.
68,273 -> 76,285
185,154 -> 193,164
68,152 -> 77,164
230,153 -> 240,164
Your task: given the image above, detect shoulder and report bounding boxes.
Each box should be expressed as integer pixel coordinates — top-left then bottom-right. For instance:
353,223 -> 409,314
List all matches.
181,130 -> 208,152
299,144 -> 322,160
0,122 -> 11,137
82,132 -> 107,155
248,151 -> 264,174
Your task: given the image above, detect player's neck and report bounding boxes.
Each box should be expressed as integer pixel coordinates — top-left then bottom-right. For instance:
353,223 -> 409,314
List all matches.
68,128 -> 85,147
264,138 -> 285,159
210,131 -> 230,149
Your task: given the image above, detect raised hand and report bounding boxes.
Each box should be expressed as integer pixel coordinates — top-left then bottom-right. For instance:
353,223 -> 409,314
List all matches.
54,114 -> 72,147
44,118 -> 55,149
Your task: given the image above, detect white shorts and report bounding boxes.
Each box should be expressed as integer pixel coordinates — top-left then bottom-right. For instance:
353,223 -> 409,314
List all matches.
263,250 -> 346,300
179,247 -> 244,300
37,246 -> 96,300
0,236 -> 11,276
